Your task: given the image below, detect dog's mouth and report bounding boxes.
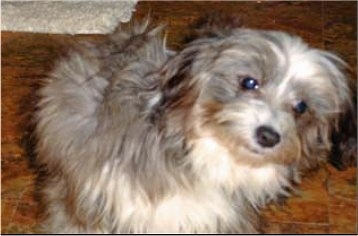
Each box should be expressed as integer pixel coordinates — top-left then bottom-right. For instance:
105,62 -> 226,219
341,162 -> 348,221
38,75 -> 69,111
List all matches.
241,138 -> 285,158
239,143 -> 267,157
247,146 -> 264,155
239,135 -> 302,165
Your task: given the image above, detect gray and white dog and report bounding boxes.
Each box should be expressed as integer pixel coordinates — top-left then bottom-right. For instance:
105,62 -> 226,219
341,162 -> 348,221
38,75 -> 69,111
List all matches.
35,18 -> 351,233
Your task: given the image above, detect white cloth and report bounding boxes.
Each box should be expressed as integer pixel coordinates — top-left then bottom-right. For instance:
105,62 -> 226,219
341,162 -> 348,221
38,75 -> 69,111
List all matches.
2,0 -> 138,34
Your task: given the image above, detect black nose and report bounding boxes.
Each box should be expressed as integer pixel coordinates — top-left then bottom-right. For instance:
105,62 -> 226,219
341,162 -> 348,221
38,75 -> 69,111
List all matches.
255,126 -> 281,148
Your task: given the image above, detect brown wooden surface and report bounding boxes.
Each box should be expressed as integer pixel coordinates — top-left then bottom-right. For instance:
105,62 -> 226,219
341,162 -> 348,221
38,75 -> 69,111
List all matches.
1,1 -> 357,234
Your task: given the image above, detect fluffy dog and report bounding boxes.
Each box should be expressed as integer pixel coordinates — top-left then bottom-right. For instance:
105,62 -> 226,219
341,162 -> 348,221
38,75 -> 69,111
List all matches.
35,19 -> 351,233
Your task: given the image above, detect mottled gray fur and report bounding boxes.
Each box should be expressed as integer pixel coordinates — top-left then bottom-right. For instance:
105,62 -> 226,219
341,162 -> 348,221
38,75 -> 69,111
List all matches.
35,19 -> 351,233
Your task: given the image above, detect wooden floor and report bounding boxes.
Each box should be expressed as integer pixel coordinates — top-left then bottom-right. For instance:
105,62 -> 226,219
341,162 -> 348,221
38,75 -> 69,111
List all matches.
1,1 -> 357,234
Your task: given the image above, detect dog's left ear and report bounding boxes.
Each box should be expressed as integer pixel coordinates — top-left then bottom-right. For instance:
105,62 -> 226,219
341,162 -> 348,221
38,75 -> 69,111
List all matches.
329,93 -> 357,170
320,52 -> 357,170
300,51 -> 354,171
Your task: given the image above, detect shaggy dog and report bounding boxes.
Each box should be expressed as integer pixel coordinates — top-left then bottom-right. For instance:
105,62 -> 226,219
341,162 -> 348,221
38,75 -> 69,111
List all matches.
35,18 -> 351,233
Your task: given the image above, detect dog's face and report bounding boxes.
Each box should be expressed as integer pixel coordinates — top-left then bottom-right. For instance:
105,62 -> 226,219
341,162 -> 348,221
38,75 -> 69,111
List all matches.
161,29 -> 350,168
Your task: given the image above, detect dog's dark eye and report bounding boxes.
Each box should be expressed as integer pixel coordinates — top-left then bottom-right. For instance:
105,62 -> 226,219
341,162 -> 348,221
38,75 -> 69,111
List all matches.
293,100 -> 308,114
241,76 -> 259,90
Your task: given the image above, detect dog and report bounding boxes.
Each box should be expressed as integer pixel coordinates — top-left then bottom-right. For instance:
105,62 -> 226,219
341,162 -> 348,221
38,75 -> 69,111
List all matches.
35,18 -> 352,233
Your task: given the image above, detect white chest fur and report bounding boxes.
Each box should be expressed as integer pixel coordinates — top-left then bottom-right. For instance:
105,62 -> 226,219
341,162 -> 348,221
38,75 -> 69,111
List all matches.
189,137 -> 292,205
85,137 -> 292,233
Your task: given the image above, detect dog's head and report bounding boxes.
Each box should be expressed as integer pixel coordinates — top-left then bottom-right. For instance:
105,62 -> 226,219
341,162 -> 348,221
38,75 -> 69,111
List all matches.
156,29 -> 351,169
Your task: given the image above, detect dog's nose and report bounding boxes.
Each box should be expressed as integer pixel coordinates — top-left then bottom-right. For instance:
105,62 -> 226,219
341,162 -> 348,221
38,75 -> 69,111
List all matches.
255,126 -> 281,148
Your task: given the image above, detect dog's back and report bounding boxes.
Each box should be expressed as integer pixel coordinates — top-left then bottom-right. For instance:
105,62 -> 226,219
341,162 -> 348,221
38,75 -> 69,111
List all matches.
35,21 -> 174,233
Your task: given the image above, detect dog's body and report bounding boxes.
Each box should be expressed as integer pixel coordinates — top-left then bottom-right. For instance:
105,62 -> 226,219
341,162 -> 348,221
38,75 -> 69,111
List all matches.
36,20 -> 351,233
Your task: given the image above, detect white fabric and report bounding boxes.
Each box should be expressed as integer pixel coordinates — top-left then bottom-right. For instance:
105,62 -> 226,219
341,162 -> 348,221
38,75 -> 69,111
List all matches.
2,0 -> 138,34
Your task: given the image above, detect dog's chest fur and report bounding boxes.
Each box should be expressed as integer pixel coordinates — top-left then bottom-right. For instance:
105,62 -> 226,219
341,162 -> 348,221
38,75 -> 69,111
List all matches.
85,136 -> 293,233
189,137 -> 293,202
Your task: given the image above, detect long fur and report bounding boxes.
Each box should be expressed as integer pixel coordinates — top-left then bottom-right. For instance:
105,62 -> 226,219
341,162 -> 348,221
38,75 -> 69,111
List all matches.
35,19 -> 351,233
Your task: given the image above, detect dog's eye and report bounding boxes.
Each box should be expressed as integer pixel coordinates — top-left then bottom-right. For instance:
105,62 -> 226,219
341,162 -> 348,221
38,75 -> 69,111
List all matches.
293,100 -> 308,114
241,76 -> 259,90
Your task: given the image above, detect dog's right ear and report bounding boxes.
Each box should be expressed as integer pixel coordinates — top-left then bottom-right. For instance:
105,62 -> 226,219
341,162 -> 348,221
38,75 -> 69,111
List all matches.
159,46 -> 201,109
146,47 -> 201,123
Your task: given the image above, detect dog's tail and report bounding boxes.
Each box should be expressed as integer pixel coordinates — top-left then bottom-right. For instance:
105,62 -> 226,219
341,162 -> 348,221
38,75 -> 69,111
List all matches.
35,42 -> 108,164
35,18 -> 170,165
